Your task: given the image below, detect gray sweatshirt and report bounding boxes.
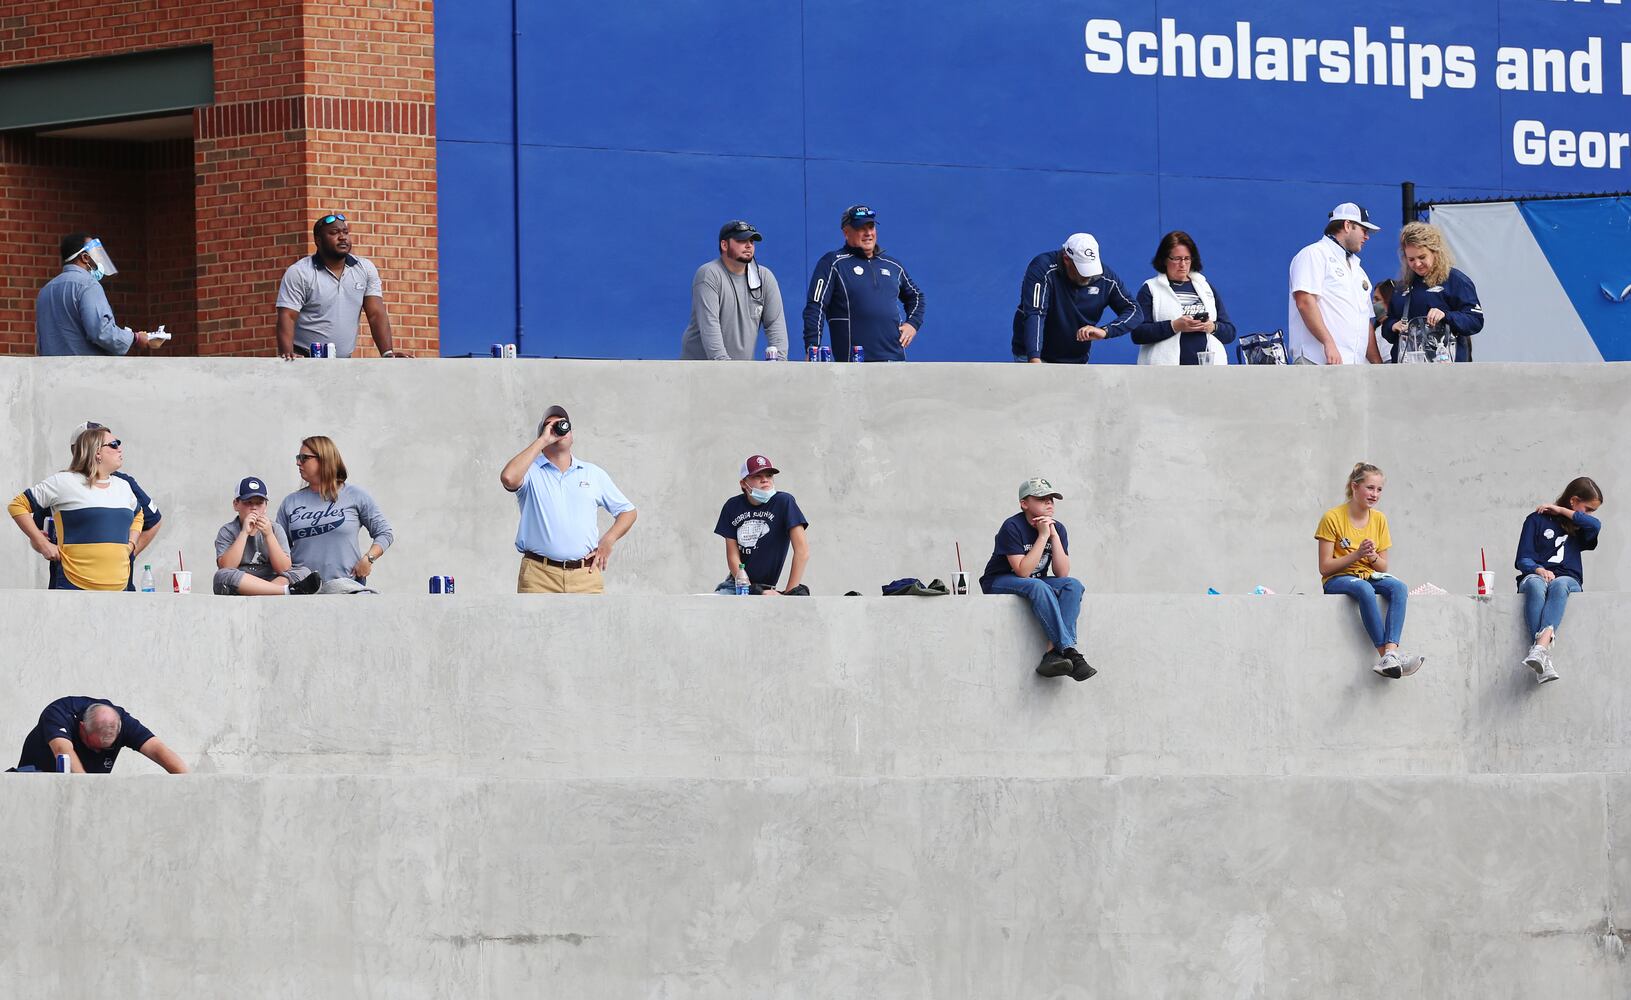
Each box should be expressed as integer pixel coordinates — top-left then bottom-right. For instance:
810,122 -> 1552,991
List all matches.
679,259 -> 788,360
274,483 -> 394,585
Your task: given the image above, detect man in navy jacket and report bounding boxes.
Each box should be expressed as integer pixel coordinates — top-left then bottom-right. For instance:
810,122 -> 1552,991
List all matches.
803,205 -> 925,362
1012,233 -> 1142,363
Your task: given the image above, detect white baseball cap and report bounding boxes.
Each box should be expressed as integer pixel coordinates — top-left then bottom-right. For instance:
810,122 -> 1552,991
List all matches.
1062,233 -> 1103,278
1328,202 -> 1380,231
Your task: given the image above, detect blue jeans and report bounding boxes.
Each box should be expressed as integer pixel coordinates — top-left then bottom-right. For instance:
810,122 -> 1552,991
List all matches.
1519,573 -> 1580,639
1324,574 -> 1408,649
988,575 -> 1084,650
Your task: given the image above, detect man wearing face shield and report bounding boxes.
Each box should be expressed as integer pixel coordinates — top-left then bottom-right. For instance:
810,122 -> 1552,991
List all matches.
679,220 -> 789,360
35,234 -> 160,356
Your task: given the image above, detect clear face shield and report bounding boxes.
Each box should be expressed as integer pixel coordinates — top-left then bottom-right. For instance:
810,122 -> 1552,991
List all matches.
66,238 -> 118,278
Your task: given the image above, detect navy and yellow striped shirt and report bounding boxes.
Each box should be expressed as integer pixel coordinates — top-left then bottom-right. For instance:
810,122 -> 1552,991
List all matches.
9,472 -> 143,590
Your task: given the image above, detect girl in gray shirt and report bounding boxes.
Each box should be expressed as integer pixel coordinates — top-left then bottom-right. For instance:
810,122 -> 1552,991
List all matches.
276,435 -> 395,587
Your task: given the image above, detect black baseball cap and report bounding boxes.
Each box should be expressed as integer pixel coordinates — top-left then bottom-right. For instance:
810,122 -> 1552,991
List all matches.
719,220 -> 762,242
236,477 -> 269,501
841,205 -> 878,227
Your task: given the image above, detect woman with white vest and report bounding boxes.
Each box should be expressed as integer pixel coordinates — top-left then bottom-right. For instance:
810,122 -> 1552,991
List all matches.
1132,231 -> 1237,365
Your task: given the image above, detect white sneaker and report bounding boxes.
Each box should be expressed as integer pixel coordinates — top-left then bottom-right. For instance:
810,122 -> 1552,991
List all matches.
1396,653 -> 1426,677
1536,648 -> 1559,684
1372,652 -> 1403,678
1522,644 -> 1547,676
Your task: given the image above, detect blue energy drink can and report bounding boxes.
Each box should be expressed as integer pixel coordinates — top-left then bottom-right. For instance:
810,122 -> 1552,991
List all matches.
55,753 -> 71,773
806,345 -> 820,362
490,344 -> 504,357
820,346 -> 834,362
429,575 -> 455,594
310,342 -> 332,358
851,346 -> 864,363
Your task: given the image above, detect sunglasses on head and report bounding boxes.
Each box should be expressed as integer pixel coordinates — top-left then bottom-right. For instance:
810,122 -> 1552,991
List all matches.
318,213 -> 346,226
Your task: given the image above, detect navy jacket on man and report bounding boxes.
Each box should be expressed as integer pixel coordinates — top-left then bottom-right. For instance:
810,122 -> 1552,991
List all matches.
1381,267 -> 1483,362
803,246 -> 925,361
1011,251 -> 1142,362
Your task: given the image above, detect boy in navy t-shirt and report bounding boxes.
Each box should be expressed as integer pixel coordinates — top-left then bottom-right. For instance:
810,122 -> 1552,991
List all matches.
980,477 -> 1093,680
712,454 -> 811,594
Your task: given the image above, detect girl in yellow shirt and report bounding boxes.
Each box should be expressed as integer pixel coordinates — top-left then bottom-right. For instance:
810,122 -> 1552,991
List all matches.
1315,462 -> 1425,679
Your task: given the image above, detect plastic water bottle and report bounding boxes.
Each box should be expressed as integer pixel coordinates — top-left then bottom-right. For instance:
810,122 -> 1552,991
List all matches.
733,563 -> 751,596
139,564 -> 156,593
1434,338 -> 1452,364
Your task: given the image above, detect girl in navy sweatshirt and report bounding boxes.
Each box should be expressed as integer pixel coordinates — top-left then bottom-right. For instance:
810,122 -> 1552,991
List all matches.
1513,476 -> 1603,683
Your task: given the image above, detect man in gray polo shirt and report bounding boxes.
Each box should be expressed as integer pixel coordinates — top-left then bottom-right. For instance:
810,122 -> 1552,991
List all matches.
274,213 -> 404,359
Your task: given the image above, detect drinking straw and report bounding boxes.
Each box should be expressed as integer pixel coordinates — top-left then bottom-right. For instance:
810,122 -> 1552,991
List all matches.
955,542 -> 963,572
178,550 -> 185,572
1480,548 -> 1486,572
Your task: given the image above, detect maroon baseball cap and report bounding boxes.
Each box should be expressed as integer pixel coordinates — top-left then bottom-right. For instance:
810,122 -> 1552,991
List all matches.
739,455 -> 779,478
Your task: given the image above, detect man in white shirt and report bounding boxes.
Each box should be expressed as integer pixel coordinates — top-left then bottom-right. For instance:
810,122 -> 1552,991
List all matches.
1287,203 -> 1383,365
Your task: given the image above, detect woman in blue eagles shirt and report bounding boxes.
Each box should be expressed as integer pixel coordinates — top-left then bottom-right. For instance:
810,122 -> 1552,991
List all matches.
1513,476 -> 1603,684
1382,222 -> 1483,362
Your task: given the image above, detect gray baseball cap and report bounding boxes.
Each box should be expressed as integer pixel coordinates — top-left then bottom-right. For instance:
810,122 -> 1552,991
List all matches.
1018,477 -> 1063,500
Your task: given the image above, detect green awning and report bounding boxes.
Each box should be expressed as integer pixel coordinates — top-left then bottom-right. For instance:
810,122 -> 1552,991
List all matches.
0,45 -> 213,132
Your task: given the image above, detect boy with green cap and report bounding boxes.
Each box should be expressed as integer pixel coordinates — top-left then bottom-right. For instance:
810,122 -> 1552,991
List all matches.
979,477 -> 1093,681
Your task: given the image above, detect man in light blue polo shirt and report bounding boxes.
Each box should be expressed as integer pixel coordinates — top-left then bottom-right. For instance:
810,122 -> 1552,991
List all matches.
498,404 -> 638,594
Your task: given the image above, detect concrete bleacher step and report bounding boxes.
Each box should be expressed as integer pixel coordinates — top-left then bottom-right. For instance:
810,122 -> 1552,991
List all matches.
5,593 -> 1625,778
3,773 -> 1626,997
3,358 -> 1627,596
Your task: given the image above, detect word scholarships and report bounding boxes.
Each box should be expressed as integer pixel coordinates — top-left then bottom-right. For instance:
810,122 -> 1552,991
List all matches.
1084,18 -> 1631,169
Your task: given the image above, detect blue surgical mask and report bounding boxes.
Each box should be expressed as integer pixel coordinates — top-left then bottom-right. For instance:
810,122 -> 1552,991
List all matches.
749,487 -> 777,503
89,267 -> 106,282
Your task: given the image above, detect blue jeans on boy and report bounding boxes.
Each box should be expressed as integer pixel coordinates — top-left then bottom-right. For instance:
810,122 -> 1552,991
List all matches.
988,574 -> 1084,650
1323,574 -> 1408,649
1519,573 -> 1580,639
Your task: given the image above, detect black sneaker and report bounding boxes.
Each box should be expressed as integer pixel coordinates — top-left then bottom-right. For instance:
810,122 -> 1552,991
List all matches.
288,572 -> 322,595
1036,650 -> 1073,678
1061,647 -> 1096,681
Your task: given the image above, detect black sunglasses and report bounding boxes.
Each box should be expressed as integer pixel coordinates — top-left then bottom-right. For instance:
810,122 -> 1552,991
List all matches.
296,453 -> 317,462
100,439 -> 122,450
318,213 -> 346,226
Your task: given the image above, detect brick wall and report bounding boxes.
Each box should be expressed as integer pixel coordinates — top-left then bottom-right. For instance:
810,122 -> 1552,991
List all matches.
0,0 -> 437,356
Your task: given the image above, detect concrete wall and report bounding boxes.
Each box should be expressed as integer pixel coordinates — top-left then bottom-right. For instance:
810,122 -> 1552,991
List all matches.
3,774 -> 1627,998
5,357 -> 1627,997
3,593 -> 1625,778
2,358 -> 1626,596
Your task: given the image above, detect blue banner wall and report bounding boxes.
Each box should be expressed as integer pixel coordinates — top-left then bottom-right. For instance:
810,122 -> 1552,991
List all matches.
435,1 -> 1631,359
1522,197 -> 1631,361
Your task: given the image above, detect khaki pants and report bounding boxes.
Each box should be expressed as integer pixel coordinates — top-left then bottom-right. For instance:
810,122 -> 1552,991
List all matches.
517,556 -> 604,594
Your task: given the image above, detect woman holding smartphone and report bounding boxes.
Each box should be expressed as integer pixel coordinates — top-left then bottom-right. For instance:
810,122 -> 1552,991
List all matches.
1132,230 -> 1237,365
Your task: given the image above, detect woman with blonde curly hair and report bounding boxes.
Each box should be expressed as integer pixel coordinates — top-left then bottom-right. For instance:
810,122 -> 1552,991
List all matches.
1381,221 -> 1484,362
